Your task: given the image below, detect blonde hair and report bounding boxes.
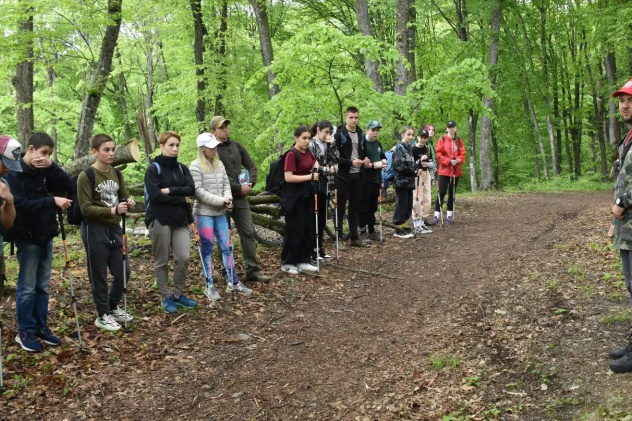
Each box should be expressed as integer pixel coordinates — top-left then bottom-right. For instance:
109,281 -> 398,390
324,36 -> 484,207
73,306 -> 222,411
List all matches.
196,146 -> 220,172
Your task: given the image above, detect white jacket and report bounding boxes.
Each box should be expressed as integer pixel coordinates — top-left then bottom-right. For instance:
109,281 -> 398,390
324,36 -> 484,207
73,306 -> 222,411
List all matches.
190,159 -> 232,216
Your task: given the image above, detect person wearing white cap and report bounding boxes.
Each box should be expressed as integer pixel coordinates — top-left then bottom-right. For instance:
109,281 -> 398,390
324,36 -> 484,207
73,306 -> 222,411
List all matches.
0,135 -> 20,319
608,77 -> 632,373
190,132 -> 252,301
145,131 -> 198,314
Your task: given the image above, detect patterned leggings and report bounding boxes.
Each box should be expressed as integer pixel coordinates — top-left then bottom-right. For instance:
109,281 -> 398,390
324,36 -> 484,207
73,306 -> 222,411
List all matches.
195,215 -> 238,286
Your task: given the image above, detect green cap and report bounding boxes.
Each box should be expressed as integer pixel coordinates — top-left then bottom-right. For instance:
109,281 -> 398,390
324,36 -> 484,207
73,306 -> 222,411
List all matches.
366,120 -> 382,130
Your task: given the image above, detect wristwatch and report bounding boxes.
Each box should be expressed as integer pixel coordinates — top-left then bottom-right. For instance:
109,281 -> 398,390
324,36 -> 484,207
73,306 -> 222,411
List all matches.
616,197 -> 625,208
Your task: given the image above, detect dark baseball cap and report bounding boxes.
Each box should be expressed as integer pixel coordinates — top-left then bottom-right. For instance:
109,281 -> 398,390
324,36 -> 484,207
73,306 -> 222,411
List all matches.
417,129 -> 429,138
446,121 -> 457,128
366,120 -> 382,130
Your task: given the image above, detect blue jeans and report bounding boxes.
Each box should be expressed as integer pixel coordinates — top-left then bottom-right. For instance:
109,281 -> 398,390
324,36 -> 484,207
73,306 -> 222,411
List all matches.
15,240 -> 53,333
195,215 -> 238,286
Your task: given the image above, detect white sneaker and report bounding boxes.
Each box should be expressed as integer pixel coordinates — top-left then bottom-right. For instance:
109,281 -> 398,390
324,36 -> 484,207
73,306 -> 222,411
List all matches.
281,264 -> 299,275
110,306 -> 133,323
297,262 -> 319,273
95,314 -> 121,331
205,285 -> 221,302
226,281 -> 253,296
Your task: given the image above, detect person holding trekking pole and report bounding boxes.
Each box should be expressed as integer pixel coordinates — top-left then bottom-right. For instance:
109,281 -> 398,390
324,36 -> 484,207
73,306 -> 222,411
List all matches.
392,126 -> 418,239
433,121 -> 466,225
191,133 -> 252,302
359,120 -> 387,242
308,120 -> 338,261
7,132 -> 73,351
78,134 -> 135,332
280,126 -> 320,275
411,129 -> 434,235
145,131 -> 198,314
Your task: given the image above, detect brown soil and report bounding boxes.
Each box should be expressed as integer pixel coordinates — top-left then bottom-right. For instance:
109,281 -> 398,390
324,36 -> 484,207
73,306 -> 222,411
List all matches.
1,191 -> 632,420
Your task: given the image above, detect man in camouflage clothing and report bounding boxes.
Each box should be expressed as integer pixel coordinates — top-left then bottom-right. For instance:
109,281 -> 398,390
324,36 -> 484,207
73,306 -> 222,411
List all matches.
609,78 -> 632,373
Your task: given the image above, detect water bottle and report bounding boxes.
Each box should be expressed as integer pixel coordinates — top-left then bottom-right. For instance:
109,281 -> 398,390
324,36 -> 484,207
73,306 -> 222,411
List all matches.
238,168 -> 250,185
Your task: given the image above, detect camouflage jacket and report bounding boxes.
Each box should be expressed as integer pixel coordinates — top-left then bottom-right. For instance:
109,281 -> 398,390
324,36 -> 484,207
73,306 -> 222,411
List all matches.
614,129 -> 632,250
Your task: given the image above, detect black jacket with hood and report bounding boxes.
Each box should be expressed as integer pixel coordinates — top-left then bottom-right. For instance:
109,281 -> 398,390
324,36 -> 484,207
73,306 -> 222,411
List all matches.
333,124 -> 366,181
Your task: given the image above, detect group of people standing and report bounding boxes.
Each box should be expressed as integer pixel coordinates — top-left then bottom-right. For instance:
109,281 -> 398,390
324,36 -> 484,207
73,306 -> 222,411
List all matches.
278,106 -> 467,273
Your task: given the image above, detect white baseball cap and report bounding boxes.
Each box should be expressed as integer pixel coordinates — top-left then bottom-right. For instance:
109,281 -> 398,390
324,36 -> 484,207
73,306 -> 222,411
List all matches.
197,133 -> 220,149
0,135 -> 23,172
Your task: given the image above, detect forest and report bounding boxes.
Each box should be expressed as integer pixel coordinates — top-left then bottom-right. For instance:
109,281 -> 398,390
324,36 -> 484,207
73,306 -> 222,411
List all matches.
1,0 -> 631,191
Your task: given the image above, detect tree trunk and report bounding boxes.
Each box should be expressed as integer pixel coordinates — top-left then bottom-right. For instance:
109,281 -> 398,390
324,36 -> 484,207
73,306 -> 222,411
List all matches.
539,1 -> 558,176
530,99 -> 550,180
468,108 -> 478,191
136,108 -> 154,165
455,0 -> 469,42
491,129 -> 499,183
214,0 -> 228,115
355,0 -> 383,93
394,0 -> 415,95
47,67 -> 58,162
63,139 -> 141,177
74,0 -> 123,159
116,51 -> 132,142
550,36 -> 563,174
12,0 -> 34,149
145,30 -> 157,150
605,52 -> 620,148
190,0 -> 208,132
250,0 -> 279,98
478,0 -> 501,191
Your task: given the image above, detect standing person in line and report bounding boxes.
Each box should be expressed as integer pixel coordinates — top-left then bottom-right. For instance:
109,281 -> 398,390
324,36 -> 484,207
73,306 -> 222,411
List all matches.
334,106 -> 371,247
424,124 -> 437,226
211,116 -> 271,284
280,126 -> 320,275
191,133 -> 252,301
392,126 -> 419,239
145,131 -> 198,313
433,121 -> 466,225
359,120 -> 387,242
308,120 -> 338,260
608,78 -> 632,373
0,136 -> 19,313
6,133 -> 73,352
78,134 -> 135,332
411,129 -> 434,235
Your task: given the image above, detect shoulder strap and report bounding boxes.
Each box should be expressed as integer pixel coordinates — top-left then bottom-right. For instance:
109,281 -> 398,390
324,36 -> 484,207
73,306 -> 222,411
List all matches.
84,166 -> 96,188
153,162 -> 161,175
114,167 -> 123,184
289,147 -> 300,167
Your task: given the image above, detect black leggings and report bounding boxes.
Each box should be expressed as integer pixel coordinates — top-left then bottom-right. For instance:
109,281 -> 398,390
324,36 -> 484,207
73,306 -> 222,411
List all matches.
435,175 -> 459,212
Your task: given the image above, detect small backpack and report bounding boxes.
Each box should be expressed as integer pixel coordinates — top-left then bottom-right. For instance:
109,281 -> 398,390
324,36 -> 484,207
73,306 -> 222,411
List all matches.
382,144 -> 404,183
265,148 -> 300,196
144,161 -> 184,214
67,166 -> 123,226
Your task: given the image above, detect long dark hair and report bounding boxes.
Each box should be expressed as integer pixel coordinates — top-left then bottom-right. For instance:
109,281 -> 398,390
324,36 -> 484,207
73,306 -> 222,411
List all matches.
294,125 -> 310,138
309,120 -> 334,138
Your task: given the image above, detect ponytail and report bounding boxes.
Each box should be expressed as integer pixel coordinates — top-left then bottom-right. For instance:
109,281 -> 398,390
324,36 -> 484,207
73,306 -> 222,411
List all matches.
310,120 -> 334,138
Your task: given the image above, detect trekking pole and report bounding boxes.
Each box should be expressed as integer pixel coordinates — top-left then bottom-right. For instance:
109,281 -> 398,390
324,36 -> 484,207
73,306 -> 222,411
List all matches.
0,296 -> 4,391
378,188 -> 383,242
334,187 -> 339,262
436,181 -> 444,228
57,209 -> 84,350
314,192 -> 320,274
120,198 -> 129,330
227,215 -> 234,288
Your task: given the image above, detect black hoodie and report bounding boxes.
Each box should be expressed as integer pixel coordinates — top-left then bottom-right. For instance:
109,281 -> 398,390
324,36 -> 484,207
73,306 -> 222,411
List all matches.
144,155 -> 195,227
333,124 -> 366,181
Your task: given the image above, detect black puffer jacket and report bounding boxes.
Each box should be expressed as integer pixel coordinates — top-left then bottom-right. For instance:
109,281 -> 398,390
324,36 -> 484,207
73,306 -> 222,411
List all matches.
144,155 -> 195,227
392,142 -> 418,191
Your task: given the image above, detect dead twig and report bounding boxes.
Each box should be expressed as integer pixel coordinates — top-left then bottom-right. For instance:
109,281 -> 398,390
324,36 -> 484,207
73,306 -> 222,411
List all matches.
329,263 -> 397,279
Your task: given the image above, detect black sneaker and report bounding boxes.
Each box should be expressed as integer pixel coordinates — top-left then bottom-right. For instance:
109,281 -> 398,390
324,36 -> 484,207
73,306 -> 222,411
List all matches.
423,218 -> 435,226
36,327 -> 61,346
610,334 -> 632,373
245,271 -> 271,283
16,330 -> 42,352
610,347 -> 627,359
349,238 -> 371,247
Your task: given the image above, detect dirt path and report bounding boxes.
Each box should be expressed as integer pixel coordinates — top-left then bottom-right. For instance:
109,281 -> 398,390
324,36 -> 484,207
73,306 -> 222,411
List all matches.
2,190 -> 632,420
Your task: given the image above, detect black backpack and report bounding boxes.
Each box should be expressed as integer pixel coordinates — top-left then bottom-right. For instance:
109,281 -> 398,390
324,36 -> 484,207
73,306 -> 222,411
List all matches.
67,166 -> 123,225
265,148 -> 299,196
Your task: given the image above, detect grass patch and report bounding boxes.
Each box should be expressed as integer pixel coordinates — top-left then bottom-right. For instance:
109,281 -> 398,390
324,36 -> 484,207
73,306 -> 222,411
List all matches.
429,353 -> 461,370
602,309 -> 632,326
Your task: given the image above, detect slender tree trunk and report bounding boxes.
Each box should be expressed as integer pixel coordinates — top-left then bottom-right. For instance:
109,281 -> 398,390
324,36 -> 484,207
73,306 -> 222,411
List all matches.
491,129 -> 499,183
116,51 -> 132,142
605,52 -> 620,148
145,30 -> 157,156
355,0 -> 383,93
539,1 -> 558,176
190,0 -> 208,132
74,0 -> 123,158
529,99 -> 550,180
12,0 -> 34,148
525,99 -> 540,178
214,0 -> 228,115
550,36 -> 563,173
478,0 -> 501,190
250,0 -> 279,98
394,0 -> 415,95
468,108 -> 478,191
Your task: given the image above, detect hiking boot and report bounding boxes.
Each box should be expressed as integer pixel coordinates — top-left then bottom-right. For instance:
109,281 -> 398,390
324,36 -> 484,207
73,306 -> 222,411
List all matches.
204,285 -> 221,302
36,327 -> 61,346
610,347 -> 626,359
297,262 -> 319,273
95,314 -> 121,331
110,306 -> 133,323
610,334 -> 632,373
423,218 -> 434,226
173,294 -> 198,309
226,281 -> 253,295
394,229 -> 414,239
281,264 -> 299,275
246,271 -> 271,283
161,296 -> 178,314
349,238 -> 371,248
16,330 -> 42,352
368,232 -> 386,242
447,215 -> 454,225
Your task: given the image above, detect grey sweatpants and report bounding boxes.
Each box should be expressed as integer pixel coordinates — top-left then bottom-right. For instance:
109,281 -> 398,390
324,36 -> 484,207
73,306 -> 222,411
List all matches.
148,220 -> 190,298
81,222 -> 131,317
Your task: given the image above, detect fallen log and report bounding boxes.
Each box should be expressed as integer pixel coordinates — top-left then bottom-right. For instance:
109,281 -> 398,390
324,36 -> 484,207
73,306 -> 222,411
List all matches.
63,138 -> 141,177
251,213 -> 285,235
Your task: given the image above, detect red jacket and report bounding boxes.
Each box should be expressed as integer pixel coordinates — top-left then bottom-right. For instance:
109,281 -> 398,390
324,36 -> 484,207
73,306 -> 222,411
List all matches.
435,135 -> 466,177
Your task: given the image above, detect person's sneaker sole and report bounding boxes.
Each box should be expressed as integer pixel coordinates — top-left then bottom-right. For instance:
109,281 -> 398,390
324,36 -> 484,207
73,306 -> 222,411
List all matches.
15,335 -> 41,352
39,337 -> 61,346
